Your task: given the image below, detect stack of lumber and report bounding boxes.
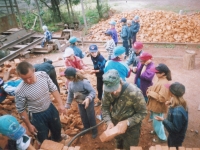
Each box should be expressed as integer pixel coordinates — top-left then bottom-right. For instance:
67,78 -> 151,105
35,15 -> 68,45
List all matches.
86,10 -> 200,43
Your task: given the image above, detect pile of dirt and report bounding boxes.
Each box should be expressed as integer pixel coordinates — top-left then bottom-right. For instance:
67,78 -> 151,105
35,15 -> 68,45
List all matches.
86,10 -> 200,43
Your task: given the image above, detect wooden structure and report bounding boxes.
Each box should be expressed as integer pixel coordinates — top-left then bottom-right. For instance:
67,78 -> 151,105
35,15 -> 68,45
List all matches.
183,50 -> 196,70
115,146 -> 200,150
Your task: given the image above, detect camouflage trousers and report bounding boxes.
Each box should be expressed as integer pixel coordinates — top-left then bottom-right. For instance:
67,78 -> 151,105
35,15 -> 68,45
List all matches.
115,123 -> 141,150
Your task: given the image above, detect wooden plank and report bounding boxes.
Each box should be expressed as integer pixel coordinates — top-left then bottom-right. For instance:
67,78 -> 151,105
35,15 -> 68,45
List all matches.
155,145 -> 162,150
192,148 -> 200,150
74,146 -> 80,150
162,146 -> 169,150
130,147 -> 143,150
68,147 -> 74,150
179,147 -> 185,150
13,45 -> 27,49
149,146 -> 156,150
185,148 -> 192,150
62,146 -> 69,150
170,147 -> 177,150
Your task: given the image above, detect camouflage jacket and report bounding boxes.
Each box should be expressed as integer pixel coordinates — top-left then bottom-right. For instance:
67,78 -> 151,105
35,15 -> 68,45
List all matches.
102,83 -> 147,128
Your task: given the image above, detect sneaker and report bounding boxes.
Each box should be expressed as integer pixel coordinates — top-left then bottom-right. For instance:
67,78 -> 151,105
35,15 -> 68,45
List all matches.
152,138 -> 167,143
94,101 -> 101,107
92,132 -> 98,139
61,134 -> 68,140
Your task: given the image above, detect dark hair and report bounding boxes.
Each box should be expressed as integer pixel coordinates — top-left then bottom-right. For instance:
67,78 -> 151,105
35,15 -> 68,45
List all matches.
16,61 -> 34,75
70,43 -> 76,46
165,70 -> 172,81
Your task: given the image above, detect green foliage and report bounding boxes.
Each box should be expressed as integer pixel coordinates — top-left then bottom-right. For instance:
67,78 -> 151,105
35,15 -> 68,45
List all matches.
72,0 -> 80,5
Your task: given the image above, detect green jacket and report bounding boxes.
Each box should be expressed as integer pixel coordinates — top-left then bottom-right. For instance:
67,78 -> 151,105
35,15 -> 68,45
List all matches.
102,83 -> 147,128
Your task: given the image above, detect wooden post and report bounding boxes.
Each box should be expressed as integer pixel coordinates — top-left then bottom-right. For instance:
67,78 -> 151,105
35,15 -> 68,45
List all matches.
183,50 -> 196,70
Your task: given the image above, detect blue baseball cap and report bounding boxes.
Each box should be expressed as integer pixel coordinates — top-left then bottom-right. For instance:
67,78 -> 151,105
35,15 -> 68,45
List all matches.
105,30 -> 113,36
109,20 -> 116,25
0,115 -> 26,140
134,15 -> 140,21
112,46 -> 125,59
89,44 -> 98,52
69,36 -> 80,43
120,18 -> 127,23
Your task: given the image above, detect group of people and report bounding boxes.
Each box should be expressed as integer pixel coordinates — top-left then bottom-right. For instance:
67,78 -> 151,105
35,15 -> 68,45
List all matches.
0,22 -> 188,150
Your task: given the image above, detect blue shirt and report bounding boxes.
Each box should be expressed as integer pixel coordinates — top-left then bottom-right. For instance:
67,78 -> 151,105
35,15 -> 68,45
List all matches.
91,54 -> 106,77
44,30 -> 52,41
104,60 -> 130,81
34,60 -> 54,74
70,45 -> 84,59
120,25 -> 129,41
130,21 -> 140,35
111,28 -> 118,43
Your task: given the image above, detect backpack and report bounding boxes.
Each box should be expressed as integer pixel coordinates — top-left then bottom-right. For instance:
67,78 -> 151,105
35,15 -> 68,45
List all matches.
3,79 -> 22,96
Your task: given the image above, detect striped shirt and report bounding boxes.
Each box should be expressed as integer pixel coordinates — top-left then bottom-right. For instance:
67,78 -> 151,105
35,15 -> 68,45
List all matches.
105,39 -> 115,58
15,71 -> 57,113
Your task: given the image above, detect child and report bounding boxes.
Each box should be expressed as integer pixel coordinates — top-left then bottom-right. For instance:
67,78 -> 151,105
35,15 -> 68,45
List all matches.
120,18 -> 129,58
133,52 -> 155,102
89,44 -> 106,107
127,20 -> 133,49
41,25 -> 52,47
64,67 -> 98,139
131,15 -> 140,44
69,36 -> 85,59
104,30 -> 115,60
126,41 -> 143,67
155,82 -> 188,148
0,115 -> 34,150
109,20 -> 118,46
147,63 -> 172,143
63,47 -> 88,92
104,46 -> 131,81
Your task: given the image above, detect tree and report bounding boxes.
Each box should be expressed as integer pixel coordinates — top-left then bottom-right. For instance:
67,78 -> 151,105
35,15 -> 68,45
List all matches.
80,0 -> 87,29
96,0 -> 102,18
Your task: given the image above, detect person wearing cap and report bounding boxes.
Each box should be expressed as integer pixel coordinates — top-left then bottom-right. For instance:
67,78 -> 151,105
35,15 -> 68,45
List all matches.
120,18 -> 129,58
41,25 -> 52,48
89,44 -> 106,107
104,46 -> 131,81
146,63 -> 172,143
155,82 -> 188,148
127,20 -> 133,49
104,30 -> 115,60
15,61 -> 66,144
130,15 -> 140,44
126,41 -> 143,68
0,115 -> 35,150
69,36 -> 85,59
63,47 -> 89,92
101,69 -> 147,149
109,20 -> 118,46
34,58 -> 61,93
133,52 -> 155,102
64,67 -> 98,139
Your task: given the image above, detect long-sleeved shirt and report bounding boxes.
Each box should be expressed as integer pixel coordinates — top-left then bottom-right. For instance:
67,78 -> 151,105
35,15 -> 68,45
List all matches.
44,30 -> 52,41
70,45 -> 84,59
134,62 -> 155,96
130,21 -> 140,35
163,106 -> 188,137
34,60 -> 54,74
105,39 -> 115,58
102,82 -> 147,127
126,50 -> 143,66
104,59 -> 130,81
64,56 -> 88,70
110,28 -> 118,44
67,79 -> 96,104
120,24 -> 129,41
15,71 -> 57,113
91,53 -> 106,77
